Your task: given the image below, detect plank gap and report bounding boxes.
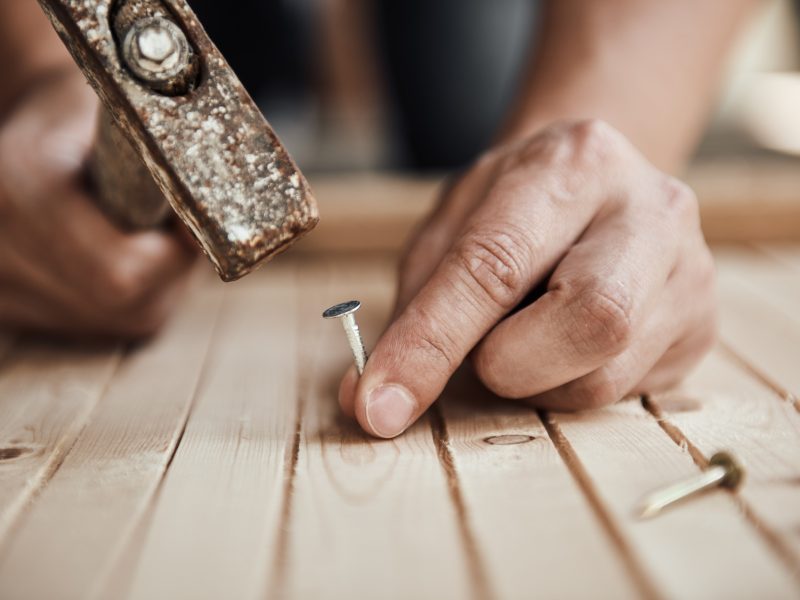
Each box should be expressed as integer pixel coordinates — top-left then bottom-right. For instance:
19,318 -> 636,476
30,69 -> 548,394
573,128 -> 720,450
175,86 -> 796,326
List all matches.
0,347 -> 124,559
429,404 -> 492,600
718,342 -> 799,414
90,287 -> 227,600
539,409 -> 663,600
268,389 -> 304,596
642,395 -> 800,586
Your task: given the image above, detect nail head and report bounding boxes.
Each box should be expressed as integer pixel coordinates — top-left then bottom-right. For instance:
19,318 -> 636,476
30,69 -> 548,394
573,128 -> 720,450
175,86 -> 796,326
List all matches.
322,300 -> 361,319
709,451 -> 745,489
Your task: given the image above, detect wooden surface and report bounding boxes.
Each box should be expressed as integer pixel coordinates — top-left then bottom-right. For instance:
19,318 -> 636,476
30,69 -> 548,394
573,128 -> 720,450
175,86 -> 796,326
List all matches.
1,176 -> 800,599
295,158 -> 800,254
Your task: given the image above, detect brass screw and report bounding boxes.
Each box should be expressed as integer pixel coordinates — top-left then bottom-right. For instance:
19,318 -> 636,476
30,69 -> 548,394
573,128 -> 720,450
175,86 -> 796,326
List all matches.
637,451 -> 744,519
323,300 -> 367,375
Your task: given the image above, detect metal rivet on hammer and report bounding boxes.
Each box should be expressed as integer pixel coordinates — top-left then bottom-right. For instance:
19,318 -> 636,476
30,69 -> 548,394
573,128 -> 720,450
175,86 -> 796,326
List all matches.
323,300 -> 367,376
121,16 -> 196,94
637,451 -> 745,519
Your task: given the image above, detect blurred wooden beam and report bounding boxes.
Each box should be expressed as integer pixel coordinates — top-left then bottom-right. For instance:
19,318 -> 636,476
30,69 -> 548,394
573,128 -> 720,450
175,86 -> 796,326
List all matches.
298,157 -> 800,254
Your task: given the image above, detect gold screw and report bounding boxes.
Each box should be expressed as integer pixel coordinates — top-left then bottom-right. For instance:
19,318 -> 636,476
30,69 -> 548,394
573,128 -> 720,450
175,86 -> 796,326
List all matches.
637,451 -> 744,519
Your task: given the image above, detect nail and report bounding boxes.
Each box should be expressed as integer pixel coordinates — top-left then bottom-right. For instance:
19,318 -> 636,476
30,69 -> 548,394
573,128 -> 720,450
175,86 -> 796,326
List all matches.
323,300 -> 367,375
366,384 -> 416,438
637,451 -> 744,519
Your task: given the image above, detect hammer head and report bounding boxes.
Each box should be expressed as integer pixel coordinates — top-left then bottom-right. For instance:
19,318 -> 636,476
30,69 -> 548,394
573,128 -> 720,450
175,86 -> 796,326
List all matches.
38,0 -> 318,281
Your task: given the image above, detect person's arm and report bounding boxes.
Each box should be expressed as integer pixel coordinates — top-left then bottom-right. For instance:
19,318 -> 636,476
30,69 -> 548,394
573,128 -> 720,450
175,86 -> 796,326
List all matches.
338,0 -> 758,438
499,0 -> 757,172
0,1 -> 195,337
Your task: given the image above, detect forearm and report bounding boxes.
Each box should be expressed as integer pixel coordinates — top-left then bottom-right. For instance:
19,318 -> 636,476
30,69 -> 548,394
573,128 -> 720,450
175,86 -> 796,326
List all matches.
498,0 -> 759,172
0,1 -> 77,119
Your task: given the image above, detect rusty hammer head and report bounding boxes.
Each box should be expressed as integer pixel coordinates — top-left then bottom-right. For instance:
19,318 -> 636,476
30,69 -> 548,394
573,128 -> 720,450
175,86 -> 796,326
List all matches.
37,0 -> 318,281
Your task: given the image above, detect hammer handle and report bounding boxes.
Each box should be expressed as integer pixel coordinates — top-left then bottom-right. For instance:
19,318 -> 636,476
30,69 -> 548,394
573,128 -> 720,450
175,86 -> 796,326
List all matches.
89,108 -> 170,229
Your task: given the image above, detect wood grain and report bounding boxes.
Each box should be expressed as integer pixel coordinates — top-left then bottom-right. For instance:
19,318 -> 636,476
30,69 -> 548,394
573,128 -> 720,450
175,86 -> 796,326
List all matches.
438,376 -> 642,599
120,261 -> 299,600
0,342 -> 120,552
714,247 -> 800,402
277,258 -> 474,600
549,399 -> 799,598
649,347 -> 800,582
0,268 -> 223,600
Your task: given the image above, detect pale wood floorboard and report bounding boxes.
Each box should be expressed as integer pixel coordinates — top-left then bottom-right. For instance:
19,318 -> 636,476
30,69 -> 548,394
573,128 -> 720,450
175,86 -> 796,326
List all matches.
278,258 -> 474,600
0,269 -> 224,600
120,262 -> 299,600
714,248 -> 800,404
649,347 -> 800,584
0,342 -> 121,551
549,399 -> 799,598
439,377 -> 642,600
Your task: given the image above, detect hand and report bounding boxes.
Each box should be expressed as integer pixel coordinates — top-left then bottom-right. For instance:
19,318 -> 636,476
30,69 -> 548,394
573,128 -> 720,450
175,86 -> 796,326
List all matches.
0,71 -> 196,337
339,119 -> 716,438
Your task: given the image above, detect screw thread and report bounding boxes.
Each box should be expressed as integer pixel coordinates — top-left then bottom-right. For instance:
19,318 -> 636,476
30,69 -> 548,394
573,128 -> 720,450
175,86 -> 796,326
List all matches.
341,314 -> 367,375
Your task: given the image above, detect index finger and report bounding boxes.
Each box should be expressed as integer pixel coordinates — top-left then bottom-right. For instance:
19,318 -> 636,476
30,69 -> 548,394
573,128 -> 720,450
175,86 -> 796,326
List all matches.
348,121 -> 629,437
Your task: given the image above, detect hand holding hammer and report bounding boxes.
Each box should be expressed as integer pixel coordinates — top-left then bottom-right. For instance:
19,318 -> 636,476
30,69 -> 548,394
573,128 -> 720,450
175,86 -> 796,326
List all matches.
0,0 -> 317,336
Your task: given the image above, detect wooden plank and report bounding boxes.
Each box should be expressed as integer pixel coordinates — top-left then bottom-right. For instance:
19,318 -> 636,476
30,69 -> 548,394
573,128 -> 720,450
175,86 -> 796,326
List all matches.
649,347 -> 800,581
549,399 -> 799,598
290,162 -> 800,257
438,375 -> 642,599
120,260 -> 299,600
0,341 -> 121,550
296,174 -> 440,254
714,247 -> 800,402
690,159 -> 800,243
277,257 -> 474,599
717,246 -> 800,327
756,244 -> 800,274
0,268 -> 224,600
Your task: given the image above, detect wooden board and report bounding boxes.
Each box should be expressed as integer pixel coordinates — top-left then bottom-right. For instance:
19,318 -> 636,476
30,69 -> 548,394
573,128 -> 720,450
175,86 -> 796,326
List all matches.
0,342 -> 120,550
650,348 -> 800,580
549,399 -> 799,598
296,161 -> 800,257
714,246 -> 800,403
0,268 -> 222,599
277,258 -> 474,600
438,375 -> 641,599
119,263 -> 300,600
0,230 -> 799,598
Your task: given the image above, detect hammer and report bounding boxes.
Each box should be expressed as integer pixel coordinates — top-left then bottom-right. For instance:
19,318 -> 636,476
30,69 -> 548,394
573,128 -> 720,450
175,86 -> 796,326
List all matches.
36,0 -> 319,282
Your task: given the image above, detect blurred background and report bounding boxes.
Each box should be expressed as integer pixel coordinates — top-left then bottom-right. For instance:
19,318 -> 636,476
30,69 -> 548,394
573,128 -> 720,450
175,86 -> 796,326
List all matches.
190,0 -> 800,245
190,0 -> 800,172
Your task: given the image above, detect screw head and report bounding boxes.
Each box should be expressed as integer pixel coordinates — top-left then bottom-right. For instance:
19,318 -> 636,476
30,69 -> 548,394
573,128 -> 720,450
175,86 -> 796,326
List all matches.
322,300 -> 361,319
137,25 -> 176,63
709,451 -> 745,489
121,16 -> 193,90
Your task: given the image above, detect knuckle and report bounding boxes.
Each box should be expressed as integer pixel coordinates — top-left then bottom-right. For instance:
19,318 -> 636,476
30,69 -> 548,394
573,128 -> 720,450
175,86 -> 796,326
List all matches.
406,307 -> 462,375
455,228 -> 530,311
573,372 -> 620,410
696,321 -> 718,356
661,176 -> 699,226
94,263 -> 151,313
695,248 -> 717,292
563,118 -> 620,168
472,344 -> 512,398
561,277 -> 634,357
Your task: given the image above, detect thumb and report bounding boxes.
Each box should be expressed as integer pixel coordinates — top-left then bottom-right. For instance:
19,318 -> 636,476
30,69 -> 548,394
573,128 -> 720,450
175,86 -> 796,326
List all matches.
351,229 -> 537,438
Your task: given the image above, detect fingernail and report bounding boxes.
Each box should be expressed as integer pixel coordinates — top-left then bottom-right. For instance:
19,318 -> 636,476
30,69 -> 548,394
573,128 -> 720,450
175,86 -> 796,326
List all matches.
365,384 -> 416,438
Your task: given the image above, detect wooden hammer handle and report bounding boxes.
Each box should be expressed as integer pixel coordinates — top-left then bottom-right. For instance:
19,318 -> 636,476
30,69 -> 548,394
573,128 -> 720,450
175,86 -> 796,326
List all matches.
89,108 -> 170,229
